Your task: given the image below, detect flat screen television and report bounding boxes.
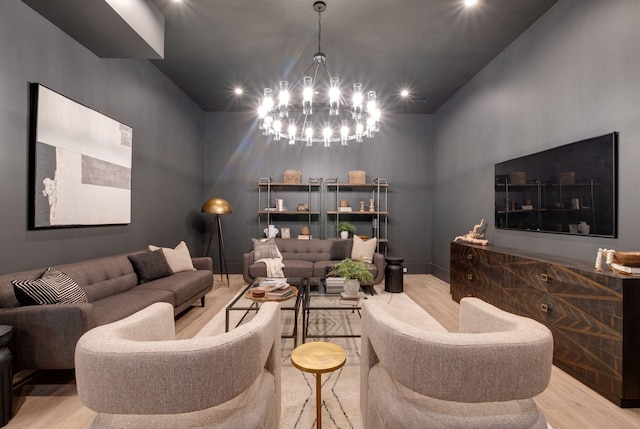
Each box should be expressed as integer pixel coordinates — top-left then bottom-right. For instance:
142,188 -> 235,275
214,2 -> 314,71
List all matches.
495,132 -> 617,237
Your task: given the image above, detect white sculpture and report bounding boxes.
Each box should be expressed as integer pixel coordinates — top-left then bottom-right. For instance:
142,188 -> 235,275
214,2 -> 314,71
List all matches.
454,219 -> 489,246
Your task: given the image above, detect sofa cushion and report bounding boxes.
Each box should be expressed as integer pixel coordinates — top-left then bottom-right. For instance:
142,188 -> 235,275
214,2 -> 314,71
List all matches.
91,289 -> 175,326
148,241 -> 196,273
128,250 -> 173,283
330,239 -> 353,260
11,267 -> 89,305
352,236 -> 377,263
252,238 -> 280,262
249,260 -> 314,279
136,270 -> 213,307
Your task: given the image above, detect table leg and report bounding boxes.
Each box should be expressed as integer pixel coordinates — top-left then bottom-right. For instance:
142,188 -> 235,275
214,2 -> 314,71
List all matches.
315,372 -> 322,429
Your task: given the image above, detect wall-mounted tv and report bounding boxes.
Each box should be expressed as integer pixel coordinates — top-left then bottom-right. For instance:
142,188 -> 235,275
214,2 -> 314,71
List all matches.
495,132 -> 617,237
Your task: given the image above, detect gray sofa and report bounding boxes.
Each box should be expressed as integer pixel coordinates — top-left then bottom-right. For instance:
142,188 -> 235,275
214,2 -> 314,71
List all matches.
242,238 -> 384,286
0,251 -> 213,371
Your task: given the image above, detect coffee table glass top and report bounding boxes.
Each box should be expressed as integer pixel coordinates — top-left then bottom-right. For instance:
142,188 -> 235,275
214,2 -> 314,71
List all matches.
226,278 -> 302,346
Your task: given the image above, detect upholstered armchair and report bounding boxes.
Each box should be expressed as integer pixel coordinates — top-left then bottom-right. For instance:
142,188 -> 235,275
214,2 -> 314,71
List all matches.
75,301 -> 281,429
361,297 -> 553,429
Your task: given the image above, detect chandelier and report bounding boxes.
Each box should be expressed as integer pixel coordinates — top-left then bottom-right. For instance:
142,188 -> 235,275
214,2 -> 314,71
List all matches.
257,1 -> 381,147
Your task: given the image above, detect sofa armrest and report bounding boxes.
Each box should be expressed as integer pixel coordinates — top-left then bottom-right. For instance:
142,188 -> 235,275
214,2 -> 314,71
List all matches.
0,303 -> 95,370
364,252 -> 385,285
242,252 -> 255,284
192,256 -> 213,271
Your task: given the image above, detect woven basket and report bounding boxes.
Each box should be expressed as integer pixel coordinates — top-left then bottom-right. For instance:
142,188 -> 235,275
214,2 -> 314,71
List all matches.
612,252 -> 640,267
559,171 -> 575,185
283,169 -> 301,184
348,170 -> 366,184
507,172 -> 526,185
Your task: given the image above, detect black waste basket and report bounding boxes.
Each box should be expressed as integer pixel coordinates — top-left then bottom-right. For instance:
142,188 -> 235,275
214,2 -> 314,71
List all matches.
384,257 -> 404,293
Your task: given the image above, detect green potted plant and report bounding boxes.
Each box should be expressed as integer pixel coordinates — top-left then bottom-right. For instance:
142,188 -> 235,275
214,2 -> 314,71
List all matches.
328,258 -> 373,296
338,221 -> 356,239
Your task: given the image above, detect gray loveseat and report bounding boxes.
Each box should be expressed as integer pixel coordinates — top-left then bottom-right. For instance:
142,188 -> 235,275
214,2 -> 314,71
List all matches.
0,251 -> 213,371
242,238 -> 384,287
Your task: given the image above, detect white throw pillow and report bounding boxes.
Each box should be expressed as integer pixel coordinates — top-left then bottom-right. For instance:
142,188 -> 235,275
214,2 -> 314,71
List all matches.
148,241 -> 196,273
351,235 -> 377,263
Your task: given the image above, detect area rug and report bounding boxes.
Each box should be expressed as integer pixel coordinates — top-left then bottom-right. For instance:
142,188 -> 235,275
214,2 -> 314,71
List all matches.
196,285 -> 428,429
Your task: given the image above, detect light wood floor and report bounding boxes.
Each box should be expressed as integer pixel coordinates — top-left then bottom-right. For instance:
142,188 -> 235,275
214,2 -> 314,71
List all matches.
6,274 -> 640,428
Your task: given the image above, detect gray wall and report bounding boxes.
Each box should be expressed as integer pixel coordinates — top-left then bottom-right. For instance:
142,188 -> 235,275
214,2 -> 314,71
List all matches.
0,1 -> 205,274
203,111 -> 432,274
431,0 -> 640,279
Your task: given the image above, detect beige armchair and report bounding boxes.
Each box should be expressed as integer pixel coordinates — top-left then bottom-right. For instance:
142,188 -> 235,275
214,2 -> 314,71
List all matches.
361,297 -> 553,429
75,301 -> 281,429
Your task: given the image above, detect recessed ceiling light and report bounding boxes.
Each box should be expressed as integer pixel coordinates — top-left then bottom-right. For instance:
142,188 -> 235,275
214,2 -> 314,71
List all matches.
400,89 -> 410,97
234,87 -> 243,95
464,0 -> 478,7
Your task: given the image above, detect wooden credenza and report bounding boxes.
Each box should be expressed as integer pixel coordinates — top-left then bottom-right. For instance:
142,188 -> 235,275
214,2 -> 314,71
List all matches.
450,242 -> 640,407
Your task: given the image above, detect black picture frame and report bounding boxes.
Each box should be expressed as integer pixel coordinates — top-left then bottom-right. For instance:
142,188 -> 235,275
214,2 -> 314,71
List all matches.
29,83 -> 133,229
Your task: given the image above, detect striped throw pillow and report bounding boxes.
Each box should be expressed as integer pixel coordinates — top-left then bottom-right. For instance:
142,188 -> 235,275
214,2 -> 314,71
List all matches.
12,267 -> 88,305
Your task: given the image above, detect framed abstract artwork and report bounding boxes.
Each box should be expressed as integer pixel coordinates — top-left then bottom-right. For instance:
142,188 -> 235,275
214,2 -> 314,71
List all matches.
29,83 -> 132,229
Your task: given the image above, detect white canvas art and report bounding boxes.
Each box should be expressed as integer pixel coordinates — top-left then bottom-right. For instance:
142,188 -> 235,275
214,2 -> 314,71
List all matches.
31,84 -> 132,228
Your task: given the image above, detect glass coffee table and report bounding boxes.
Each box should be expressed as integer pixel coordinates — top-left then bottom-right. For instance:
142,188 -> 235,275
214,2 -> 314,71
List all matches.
301,278 -> 367,343
226,278 -> 303,346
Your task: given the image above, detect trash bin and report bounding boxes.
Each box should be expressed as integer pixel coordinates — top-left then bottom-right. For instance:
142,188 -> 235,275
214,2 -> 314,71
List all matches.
384,257 -> 404,293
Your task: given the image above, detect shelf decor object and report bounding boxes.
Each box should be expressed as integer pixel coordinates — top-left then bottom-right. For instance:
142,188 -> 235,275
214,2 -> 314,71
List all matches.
202,198 -> 233,286
256,1 -> 381,146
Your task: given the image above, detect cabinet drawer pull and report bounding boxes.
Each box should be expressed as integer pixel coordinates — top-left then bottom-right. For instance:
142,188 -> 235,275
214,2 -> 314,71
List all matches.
467,253 -> 473,260
540,303 -> 549,313
467,273 -> 473,281
541,273 -> 548,282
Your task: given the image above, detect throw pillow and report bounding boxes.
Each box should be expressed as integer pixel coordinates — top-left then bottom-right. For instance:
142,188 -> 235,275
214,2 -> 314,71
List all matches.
252,237 -> 280,262
351,235 -> 377,263
330,239 -> 353,260
148,241 -> 195,273
12,267 -> 88,306
128,250 -> 173,283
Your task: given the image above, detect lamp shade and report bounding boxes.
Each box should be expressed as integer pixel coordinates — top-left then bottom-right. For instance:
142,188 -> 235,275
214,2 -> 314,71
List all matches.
201,198 -> 233,214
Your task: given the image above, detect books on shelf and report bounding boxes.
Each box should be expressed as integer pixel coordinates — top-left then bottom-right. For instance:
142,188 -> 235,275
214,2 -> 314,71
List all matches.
338,207 -> 352,212
297,234 -> 312,240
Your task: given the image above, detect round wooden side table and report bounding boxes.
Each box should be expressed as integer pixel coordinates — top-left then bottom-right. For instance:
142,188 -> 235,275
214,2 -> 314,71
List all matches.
291,341 -> 346,429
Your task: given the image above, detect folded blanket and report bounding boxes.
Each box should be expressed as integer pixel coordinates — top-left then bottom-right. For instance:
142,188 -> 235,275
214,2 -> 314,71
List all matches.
255,244 -> 285,277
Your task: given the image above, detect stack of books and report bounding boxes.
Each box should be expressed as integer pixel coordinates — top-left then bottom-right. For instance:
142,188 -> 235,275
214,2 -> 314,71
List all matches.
325,277 -> 345,293
339,293 -> 361,306
266,283 -> 294,298
259,278 -> 287,287
297,234 -> 312,240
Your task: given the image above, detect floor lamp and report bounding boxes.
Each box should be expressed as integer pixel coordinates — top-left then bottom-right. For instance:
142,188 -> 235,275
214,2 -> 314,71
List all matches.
202,198 -> 232,286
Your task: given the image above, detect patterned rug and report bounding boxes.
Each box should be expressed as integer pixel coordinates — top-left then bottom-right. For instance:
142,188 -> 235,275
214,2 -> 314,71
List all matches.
197,284 -> 429,429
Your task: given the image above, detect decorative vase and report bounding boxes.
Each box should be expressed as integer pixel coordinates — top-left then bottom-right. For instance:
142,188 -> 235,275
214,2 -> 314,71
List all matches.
264,225 -> 279,238
343,279 -> 360,297
578,221 -> 590,235
340,231 -> 349,239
